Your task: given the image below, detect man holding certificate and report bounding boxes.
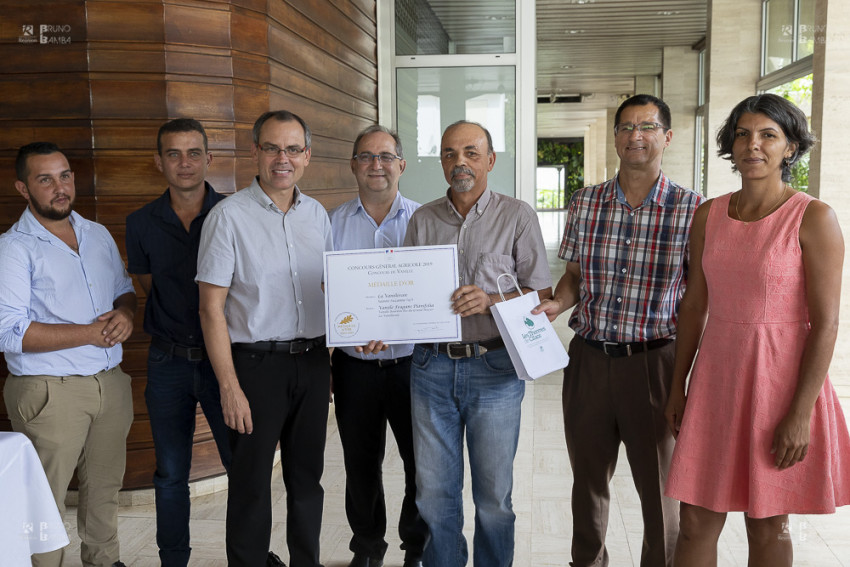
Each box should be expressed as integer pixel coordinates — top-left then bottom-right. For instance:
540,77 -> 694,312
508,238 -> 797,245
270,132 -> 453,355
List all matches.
328,125 -> 428,567
403,121 -> 552,567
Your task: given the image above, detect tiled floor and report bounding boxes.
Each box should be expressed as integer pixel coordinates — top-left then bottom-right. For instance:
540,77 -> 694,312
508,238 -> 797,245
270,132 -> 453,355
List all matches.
58,211 -> 850,566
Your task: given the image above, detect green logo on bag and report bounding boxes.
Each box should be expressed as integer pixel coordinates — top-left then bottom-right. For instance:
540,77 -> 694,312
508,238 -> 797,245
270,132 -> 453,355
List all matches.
524,317 -> 534,328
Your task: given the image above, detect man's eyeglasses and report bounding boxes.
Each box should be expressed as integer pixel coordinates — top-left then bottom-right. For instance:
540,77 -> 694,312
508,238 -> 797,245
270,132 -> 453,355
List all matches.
613,122 -> 667,135
353,152 -> 402,165
258,144 -> 307,157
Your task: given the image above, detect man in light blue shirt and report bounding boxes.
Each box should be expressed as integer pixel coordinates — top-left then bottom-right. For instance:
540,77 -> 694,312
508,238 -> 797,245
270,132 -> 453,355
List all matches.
328,125 -> 427,567
0,142 -> 136,567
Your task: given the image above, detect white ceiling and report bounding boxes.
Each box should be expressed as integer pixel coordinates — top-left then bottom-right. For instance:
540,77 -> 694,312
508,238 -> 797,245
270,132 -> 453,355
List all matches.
422,0 -> 708,138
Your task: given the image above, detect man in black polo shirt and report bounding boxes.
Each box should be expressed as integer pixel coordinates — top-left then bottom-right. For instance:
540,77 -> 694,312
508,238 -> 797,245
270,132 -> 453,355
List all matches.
125,118 -> 232,567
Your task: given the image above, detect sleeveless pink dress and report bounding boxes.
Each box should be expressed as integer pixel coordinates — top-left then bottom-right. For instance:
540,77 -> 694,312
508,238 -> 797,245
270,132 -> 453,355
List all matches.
665,191 -> 850,518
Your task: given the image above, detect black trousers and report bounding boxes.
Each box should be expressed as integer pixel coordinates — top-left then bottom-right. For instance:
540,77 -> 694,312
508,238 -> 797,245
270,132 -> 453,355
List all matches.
226,346 -> 330,567
332,349 -> 428,560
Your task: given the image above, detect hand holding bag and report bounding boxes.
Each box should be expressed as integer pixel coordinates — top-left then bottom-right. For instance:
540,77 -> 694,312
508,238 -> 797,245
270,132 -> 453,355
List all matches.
490,273 -> 569,381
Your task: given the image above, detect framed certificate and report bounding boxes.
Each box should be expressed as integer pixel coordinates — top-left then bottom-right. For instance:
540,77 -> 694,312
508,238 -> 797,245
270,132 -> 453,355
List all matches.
323,245 -> 462,347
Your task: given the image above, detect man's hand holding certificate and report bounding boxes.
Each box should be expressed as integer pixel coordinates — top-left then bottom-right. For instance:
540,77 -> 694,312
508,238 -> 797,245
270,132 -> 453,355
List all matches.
324,245 -> 462,347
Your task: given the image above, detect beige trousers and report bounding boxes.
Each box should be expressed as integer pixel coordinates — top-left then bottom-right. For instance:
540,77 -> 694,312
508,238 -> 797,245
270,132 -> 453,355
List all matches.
4,366 -> 133,567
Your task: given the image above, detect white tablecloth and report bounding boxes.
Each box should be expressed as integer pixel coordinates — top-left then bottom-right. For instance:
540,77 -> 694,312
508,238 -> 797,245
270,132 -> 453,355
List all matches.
0,431 -> 69,563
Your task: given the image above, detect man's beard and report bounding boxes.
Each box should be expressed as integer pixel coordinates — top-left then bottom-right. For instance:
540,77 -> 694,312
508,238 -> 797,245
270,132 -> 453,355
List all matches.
450,166 -> 475,193
30,193 -> 74,220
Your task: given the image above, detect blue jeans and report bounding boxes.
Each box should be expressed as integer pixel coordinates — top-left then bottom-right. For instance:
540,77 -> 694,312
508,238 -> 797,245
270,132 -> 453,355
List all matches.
410,345 -> 524,567
145,344 -> 232,567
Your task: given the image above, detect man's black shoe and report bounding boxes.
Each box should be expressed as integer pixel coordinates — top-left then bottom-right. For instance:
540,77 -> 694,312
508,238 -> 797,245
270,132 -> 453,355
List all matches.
111,563 -> 127,567
267,550 -> 287,566
347,552 -> 383,567
402,560 -> 424,567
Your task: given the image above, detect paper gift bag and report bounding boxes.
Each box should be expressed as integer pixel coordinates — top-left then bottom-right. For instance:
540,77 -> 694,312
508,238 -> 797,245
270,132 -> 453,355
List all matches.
490,273 -> 570,381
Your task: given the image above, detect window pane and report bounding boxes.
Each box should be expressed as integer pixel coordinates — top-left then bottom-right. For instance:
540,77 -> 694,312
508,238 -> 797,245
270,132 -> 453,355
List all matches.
764,0 -> 795,74
396,66 -> 516,204
797,0 -> 815,59
396,0 -> 516,55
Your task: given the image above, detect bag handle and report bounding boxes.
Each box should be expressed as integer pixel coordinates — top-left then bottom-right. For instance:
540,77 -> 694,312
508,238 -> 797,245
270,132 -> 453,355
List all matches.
496,273 -> 523,302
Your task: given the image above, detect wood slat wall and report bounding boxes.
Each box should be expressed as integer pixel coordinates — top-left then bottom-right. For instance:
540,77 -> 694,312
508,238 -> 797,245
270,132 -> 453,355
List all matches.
0,0 -> 378,488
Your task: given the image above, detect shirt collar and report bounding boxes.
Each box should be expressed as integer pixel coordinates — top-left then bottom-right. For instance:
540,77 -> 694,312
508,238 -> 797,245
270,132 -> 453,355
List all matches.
609,171 -> 671,208
352,191 -> 404,221
151,182 -> 219,224
247,177 -> 303,212
17,207 -> 88,244
444,187 -> 492,218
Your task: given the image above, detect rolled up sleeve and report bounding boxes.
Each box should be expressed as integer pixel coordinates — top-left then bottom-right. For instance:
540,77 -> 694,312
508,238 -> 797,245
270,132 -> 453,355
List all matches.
0,240 -> 33,354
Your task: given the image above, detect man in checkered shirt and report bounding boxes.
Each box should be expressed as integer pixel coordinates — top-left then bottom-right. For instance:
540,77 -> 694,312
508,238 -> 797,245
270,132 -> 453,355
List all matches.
535,94 -> 703,567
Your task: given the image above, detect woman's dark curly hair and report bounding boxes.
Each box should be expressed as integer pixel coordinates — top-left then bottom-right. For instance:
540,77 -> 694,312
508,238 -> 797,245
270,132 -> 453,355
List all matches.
716,93 -> 816,183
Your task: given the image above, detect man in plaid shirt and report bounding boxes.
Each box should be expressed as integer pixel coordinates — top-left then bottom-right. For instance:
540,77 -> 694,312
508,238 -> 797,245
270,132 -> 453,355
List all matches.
535,94 -> 703,567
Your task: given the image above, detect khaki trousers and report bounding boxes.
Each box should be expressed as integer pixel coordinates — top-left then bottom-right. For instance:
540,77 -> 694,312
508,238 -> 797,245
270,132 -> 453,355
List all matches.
562,337 -> 679,567
4,366 -> 133,567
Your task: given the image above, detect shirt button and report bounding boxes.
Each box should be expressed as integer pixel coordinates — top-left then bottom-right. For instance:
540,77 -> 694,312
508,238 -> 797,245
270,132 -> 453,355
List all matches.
460,250 -> 464,254
629,212 -> 634,217
617,297 -> 622,303
613,325 -> 618,330
621,268 -> 627,274
298,300 -> 302,305
293,272 -> 297,276
625,238 -> 631,245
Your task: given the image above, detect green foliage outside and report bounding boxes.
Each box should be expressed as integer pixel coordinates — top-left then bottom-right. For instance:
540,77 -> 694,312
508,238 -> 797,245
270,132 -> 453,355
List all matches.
768,74 -> 812,192
537,140 -> 583,209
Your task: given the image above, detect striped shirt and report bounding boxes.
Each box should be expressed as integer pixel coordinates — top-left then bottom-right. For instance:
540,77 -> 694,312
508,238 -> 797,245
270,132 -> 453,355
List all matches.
559,172 -> 703,342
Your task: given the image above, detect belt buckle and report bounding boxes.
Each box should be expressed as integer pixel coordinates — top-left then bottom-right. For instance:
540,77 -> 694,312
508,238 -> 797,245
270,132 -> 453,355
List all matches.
603,341 -> 631,357
446,342 -> 471,359
290,340 -> 305,355
186,347 -> 204,362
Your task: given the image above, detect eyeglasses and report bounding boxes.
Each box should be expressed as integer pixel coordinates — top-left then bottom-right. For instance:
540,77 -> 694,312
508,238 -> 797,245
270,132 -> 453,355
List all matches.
352,152 -> 402,165
258,143 -> 307,157
613,122 -> 667,135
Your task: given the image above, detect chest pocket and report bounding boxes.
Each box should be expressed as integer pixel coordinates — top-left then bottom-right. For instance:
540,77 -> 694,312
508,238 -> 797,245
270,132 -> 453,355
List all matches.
473,253 -> 516,294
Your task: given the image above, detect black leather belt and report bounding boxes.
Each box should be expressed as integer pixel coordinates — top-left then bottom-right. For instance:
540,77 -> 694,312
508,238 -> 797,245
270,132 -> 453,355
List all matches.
427,337 -> 505,359
151,336 -> 206,361
232,336 -> 325,355
583,337 -> 673,358
344,353 -> 413,368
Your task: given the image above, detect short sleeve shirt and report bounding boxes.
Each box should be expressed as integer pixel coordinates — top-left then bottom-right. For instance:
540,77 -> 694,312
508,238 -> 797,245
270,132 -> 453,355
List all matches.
404,188 -> 552,342
126,183 -> 225,347
560,172 -> 703,342
196,178 -> 333,343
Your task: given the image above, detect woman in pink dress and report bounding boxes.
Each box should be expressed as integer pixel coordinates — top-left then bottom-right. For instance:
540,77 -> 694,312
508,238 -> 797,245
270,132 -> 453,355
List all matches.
664,94 -> 850,566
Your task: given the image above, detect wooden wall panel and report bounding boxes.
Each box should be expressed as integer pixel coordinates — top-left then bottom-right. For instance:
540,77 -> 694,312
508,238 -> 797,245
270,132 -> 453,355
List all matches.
0,0 -> 379,489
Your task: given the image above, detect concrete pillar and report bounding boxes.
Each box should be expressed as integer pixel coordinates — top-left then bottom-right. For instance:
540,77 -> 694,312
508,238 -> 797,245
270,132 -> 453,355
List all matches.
810,0 -> 850,398
606,108 -> 619,181
583,124 -> 598,185
635,75 -> 660,97
704,0 -> 761,197
661,46 -> 699,189
594,118 -> 607,183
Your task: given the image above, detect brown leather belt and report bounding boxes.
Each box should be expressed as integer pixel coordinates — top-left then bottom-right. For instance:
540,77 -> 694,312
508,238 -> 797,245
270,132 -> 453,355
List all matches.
427,337 -> 505,359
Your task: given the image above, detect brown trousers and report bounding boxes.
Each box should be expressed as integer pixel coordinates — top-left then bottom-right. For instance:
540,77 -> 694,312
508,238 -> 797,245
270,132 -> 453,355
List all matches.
4,367 -> 133,567
562,336 -> 679,567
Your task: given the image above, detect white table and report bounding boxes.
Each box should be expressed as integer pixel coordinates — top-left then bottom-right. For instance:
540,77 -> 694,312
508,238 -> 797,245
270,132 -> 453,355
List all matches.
0,431 -> 69,563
